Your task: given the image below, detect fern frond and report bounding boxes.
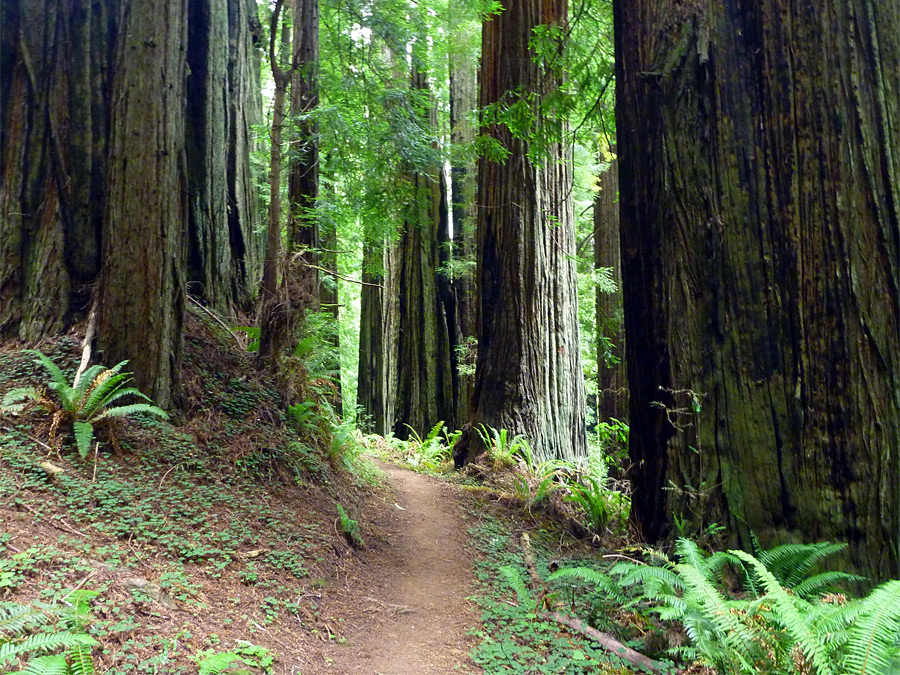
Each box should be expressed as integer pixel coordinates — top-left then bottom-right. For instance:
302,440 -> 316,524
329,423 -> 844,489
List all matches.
423,420 -> 445,445
72,366 -> 105,395
758,542 -> 847,588
67,643 -> 95,675
81,371 -> 130,418
548,566 -> 621,597
1,388 -> 42,411
93,404 -> 168,421
8,653 -> 68,675
0,632 -> 96,665
499,566 -> 534,610
841,579 -> 900,675
792,571 -> 865,599
198,651 -> 241,675
0,603 -> 51,636
72,422 -> 94,460
730,549 -> 836,675
86,387 -> 151,410
26,351 -> 68,392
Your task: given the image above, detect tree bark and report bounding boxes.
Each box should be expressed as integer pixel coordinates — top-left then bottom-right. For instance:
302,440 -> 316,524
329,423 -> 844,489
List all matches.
0,0 -> 110,339
1,0 -> 262,406
96,0 -> 189,410
460,0 -> 586,464
616,0 -> 900,580
391,66 -> 456,439
284,0 -> 319,321
357,235 -> 399,434
185,0 -> 262,313
593,150 -> 626,423
449,0 -> 479,426
257,0 -> 292,368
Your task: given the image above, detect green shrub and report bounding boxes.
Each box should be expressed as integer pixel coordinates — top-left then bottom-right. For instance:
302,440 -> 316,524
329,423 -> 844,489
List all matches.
1,351 -> 168,458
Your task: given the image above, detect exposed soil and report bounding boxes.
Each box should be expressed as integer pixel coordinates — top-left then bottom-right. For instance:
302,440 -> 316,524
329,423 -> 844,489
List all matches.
315,461 -> 481,675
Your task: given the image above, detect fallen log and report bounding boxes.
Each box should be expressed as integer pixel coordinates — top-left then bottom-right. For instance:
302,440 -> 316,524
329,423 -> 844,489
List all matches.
538,610 -> 677,673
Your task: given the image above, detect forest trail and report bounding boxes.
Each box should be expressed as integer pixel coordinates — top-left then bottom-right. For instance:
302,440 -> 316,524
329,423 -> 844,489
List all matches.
319,461 -> 480,674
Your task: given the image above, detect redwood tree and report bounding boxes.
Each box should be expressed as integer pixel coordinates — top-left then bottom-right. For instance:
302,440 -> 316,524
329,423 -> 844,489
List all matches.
0,0 -> 262,408
458,0 -> 586,464
616,0 -> 900,579
593,150 -> 626,423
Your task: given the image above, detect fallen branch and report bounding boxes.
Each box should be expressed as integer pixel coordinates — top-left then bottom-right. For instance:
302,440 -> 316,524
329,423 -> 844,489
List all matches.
520,533 -> 674,673
538,610 -> 675,673
74,304 -> 98,386
187,295 -> 242,347
301,262 -> 383,289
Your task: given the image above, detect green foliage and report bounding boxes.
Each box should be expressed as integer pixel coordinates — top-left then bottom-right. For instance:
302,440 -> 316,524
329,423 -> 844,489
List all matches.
610,538 -> 900,675
0,595 -> 98,675
475,426 -> 533,470
1,351 -> 167,458
194,641 -> 274,675
335,503 -> 364,548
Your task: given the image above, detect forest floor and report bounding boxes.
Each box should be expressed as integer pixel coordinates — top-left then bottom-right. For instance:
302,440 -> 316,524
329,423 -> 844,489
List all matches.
0,308 -> 644,675
316,460 -> 480,674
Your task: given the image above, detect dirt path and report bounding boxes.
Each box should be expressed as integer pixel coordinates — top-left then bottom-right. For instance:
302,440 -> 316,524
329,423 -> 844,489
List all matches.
318,462 -> 480,675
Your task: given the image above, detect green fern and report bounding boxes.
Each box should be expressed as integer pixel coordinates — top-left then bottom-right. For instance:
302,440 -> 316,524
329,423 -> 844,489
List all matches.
0,351 -> 168,458
0,598 -> 97,675
499,566 -> 535,611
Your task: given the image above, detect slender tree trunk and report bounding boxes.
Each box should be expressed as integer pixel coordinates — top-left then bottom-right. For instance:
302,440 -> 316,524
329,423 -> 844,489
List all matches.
284,0 -> 319,322
449,0 -> 479,426
257,0 -> 292,368
96,0 -> 188,409
616,0 -> 900,580
458,0 -> 586,465
594,150 -> 626,423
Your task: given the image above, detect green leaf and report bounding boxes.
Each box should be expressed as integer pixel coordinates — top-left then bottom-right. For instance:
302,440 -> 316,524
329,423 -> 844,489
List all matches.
68,643 -> 95,675
73,422 -> 94,459
93,404 -> 168,422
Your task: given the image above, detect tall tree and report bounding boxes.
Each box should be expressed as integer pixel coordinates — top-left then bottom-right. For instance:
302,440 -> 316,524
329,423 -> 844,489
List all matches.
96,0 -> 188,409
593,149 -> 626,423
456,0 -> 587,464
448,0 -> 479,426
284,0 -> 320,322
392,65 -> 456,438
257,0 -> 294,367
0,0 -> 262,406
186,0 -> 263,313
616,0 -> 900,579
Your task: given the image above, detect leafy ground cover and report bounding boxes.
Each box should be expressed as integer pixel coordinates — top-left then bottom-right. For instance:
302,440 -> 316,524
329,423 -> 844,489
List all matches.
0,311 -> 377,674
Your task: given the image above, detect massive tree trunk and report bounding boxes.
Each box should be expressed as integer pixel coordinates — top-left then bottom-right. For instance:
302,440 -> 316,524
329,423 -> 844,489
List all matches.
448,0 -> 479,426
0,0 -> 111,340
459,0 -> 586,464
392,67 -> 455,438
593,150 -> 626,423
1,0 -> 262,406
616,0 -> 900,579
185,0 -> 262,313
96,0 -> 189,409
